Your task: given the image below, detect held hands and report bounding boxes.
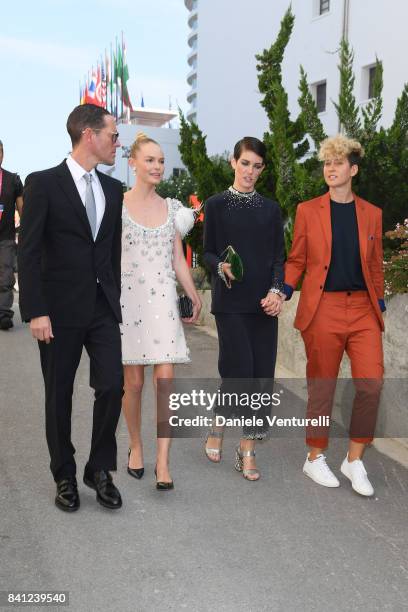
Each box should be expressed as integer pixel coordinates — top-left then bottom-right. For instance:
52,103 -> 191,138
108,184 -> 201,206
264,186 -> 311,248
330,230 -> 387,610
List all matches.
260,293 -> 284,317
30,316 -> 54,343
222,263 -> 236,282
182,296 -> 202,324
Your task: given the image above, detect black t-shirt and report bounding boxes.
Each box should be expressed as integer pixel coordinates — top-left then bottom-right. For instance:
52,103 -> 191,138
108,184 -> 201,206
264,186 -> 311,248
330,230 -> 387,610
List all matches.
0,168 -> 23,241
324,200 -> 366,292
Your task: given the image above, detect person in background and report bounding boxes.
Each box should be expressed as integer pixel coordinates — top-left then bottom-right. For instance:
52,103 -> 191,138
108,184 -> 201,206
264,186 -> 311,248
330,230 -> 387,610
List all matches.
281,135 -> 385,497
0,140 -> 23,331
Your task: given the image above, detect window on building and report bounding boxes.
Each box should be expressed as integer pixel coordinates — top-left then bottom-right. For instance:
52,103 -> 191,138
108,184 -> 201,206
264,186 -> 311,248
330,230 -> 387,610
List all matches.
173,168 -> 186,178
368,66 -> 377,99
315,81 -> 327,113
320,0 -> 330,14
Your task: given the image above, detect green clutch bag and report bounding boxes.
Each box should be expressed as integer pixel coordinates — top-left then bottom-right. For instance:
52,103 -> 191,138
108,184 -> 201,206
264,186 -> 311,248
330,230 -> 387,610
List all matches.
222,245 -> 244,282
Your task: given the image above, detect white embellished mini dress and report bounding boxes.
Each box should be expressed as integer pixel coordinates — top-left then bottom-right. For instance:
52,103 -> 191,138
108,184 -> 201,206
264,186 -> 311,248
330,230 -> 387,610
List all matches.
120,197 -> 191,365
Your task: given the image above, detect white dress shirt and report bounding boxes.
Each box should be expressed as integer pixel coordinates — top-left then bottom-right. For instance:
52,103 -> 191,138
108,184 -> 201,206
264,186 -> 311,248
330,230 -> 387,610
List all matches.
66,155 -> 105,239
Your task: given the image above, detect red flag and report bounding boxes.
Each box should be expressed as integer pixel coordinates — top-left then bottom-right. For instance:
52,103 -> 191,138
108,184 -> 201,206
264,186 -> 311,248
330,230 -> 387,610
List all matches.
85,71 -> 97,104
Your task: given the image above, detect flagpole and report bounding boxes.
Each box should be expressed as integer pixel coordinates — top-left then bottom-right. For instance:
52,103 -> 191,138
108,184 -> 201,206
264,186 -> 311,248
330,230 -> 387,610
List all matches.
121,31 -> 124,119
105,48 -> 109,111
110,43 -> 113,115
115,36 -> 119,120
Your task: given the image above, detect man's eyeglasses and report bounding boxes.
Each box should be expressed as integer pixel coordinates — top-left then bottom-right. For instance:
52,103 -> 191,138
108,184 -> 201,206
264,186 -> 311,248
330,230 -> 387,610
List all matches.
82,128 -> 120,143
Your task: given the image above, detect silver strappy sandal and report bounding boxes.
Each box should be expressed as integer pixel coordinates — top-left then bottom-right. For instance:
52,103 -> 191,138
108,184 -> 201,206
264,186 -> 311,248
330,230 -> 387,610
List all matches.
205,430 -> 224,463
235,446 -> 260,481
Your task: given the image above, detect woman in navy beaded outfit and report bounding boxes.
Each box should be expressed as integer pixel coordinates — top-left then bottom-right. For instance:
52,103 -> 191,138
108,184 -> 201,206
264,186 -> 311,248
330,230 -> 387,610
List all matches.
121,132 -> 201,490
203,137 -> 285,481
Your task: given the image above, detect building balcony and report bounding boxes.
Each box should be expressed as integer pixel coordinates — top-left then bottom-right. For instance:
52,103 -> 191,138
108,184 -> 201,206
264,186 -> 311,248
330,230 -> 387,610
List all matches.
184,0 -> 198,11
187,68 -> 197,86
188,30 -> 198,48
187,48 -> 198,66
187,109 -> 197,123
188,9 -> 198,29
187,88 -> 197,104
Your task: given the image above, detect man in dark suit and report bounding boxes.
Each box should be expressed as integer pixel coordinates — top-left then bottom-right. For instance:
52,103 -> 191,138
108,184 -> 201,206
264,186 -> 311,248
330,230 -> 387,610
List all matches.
18,104 -> 124,512
0,140 -> 23,330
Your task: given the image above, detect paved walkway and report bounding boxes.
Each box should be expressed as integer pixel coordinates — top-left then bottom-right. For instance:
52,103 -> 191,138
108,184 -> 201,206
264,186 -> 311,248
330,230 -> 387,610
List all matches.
1,311 -> 407,611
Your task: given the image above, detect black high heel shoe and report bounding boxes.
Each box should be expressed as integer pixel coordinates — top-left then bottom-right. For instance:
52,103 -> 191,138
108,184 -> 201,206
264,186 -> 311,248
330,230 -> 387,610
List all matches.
127,448 -> 144,480
154,466 -> 174,491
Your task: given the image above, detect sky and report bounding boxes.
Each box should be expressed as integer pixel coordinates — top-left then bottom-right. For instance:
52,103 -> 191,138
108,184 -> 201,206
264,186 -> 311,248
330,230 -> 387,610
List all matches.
0,0 -> 189,179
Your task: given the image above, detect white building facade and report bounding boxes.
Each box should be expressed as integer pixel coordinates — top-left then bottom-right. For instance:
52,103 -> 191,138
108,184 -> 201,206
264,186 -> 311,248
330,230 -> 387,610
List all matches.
185,0 -> 408,155
107,108 -> 185,187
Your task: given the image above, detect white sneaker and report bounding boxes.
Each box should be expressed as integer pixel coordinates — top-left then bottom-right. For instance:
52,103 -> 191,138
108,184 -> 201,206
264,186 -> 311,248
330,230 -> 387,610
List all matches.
303,453 -> 340,488
340,455 -> 374,496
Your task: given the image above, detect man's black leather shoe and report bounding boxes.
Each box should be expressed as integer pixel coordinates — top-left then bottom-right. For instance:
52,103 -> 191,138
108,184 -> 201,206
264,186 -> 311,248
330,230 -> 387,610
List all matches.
83,470 -> 122,509
0,317 -> 13,331
55,477 -> 80,512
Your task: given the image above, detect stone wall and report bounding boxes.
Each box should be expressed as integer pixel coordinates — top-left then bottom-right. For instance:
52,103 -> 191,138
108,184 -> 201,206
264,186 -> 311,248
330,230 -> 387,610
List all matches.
197,290 -> 408,378
196,290 -> 408,445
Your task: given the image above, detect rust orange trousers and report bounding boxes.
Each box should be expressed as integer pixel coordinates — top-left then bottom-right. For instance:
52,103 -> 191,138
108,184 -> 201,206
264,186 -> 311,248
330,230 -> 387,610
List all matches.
301,291 -> 384,449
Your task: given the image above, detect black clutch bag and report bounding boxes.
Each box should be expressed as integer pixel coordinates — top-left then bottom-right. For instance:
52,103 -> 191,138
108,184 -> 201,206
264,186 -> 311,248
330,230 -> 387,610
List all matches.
178,295 -> 194,318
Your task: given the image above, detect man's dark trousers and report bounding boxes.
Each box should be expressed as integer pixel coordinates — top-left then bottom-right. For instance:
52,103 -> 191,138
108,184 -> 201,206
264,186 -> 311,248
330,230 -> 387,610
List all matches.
39,285 -> 123,482
0,239 -> 16,320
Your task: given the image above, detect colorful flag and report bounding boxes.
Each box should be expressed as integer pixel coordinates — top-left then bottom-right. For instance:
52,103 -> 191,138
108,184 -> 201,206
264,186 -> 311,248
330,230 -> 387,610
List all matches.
95,65 -> 103,107
114,43 -> 122,94
105,50 -> 110,111
78,34 -> 134,115
101,62 -> 107,109
85,71 -> 97,103
122,39 -> 133,111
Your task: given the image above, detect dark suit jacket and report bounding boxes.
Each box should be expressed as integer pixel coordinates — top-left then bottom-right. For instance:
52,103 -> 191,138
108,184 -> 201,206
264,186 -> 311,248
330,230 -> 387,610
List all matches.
284,192 -> 385,332
18,160 -> 123,327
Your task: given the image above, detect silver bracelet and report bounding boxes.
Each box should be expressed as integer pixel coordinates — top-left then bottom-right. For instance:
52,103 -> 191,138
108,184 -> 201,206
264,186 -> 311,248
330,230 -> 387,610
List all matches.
268,287 -> 285,298
217,261 -> 227,283
217,261 -> 231,288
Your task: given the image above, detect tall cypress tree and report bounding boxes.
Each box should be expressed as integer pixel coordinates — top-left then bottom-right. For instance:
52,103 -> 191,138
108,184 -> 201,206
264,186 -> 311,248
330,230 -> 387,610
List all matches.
179,5 -> 408,250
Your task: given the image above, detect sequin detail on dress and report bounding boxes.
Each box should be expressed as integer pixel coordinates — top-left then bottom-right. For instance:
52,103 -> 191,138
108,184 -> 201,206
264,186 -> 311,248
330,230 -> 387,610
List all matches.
120,197 -> 190,365
225,186 -> 263,210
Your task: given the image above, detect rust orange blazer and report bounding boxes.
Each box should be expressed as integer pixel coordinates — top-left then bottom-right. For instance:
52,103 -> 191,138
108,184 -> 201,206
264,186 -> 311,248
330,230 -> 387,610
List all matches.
284,192 -> 385,332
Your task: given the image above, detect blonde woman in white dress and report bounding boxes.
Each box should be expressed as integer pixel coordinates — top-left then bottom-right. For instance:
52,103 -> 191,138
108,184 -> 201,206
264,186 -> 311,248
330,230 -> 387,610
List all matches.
121,133 -> 201,490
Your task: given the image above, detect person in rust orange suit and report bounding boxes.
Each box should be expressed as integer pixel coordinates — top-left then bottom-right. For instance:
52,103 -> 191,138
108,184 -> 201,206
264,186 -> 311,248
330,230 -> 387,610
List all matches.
281,135 -> 385,496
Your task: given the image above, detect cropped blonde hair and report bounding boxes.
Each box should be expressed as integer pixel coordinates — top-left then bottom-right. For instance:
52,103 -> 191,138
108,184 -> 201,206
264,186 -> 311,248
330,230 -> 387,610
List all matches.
130,131 -> 159,158
318,135 -> 365,165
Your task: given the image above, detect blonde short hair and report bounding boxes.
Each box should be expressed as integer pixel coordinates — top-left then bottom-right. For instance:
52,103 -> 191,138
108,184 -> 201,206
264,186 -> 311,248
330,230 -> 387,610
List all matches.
318,134 -> 365,165
130,131 -> 159,158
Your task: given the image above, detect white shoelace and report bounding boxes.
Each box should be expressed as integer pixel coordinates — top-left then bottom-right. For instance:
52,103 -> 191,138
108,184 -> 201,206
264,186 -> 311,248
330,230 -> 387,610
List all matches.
314,454 -> 333,475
